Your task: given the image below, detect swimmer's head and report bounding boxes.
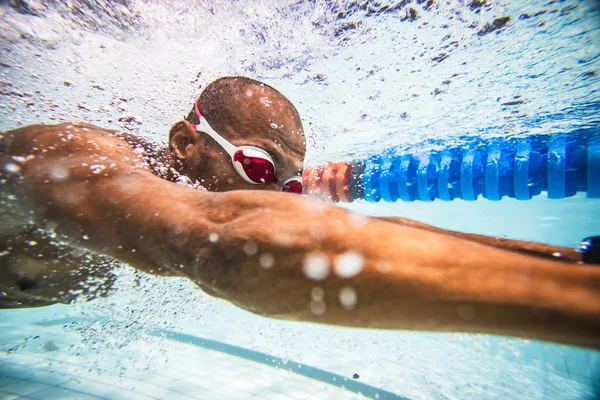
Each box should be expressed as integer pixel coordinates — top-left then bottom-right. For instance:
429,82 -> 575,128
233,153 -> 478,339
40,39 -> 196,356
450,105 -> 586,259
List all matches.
168,76 -> 305,192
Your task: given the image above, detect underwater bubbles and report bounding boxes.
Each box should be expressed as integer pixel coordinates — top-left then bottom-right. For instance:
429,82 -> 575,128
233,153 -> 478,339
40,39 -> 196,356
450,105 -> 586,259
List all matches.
334,251 -> 364,278
208,232 -> 219,243
4,163 -> 21,174
339,286 -> 358,310
303,252 -> 330,280
259,253 -> 275,269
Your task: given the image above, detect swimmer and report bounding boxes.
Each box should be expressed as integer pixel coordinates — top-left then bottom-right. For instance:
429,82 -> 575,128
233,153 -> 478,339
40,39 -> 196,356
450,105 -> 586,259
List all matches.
1,77 -> 599,348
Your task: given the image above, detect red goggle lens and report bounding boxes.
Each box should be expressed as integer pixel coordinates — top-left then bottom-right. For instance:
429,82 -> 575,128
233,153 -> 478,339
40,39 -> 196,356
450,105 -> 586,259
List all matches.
282,179 -> 303,194
233,150 -> 275,183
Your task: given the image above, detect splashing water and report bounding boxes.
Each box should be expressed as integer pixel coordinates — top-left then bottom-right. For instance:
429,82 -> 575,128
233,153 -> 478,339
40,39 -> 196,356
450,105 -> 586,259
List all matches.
1,1 -> 598,164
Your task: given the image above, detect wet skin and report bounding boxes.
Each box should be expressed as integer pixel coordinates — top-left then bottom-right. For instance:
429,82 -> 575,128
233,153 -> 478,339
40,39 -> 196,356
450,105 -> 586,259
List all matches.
1,120 -> 600,349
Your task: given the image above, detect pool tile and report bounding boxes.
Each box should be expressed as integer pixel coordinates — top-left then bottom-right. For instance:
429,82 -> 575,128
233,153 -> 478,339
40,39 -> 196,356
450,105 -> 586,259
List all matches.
27,386 -> 106,400
150,365 -> 192,380
248,391 -> 296,400
564,348 -> 592,379
0,392 -> 20,400
198,388 -> 254,400
514,340 -> 544,366
589,351 -> 600,376
542,374 -> 596,400
0,378 -> 21,389
130,370 -> 183,387
198,389 -> 243,400
542,344 -> 569,375
493,364 -> 546,399
0,355 -> 38,369
567,372 -> 595,387
205,383 -> 254,399
178,376 -> 223,392
14,368 -> 71,387
59,376 -> 154,400
110,376 -> 194,399
267,381 -> 329,400
161,378 -> 214,398
0,380 -> 51,396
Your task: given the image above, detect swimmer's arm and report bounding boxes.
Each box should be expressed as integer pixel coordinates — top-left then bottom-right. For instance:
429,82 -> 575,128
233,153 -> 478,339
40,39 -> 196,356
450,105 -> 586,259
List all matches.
375,217 -> 581,263
191,195 -> 600,349
17,173 -> 600,348
26,179 -> 600,348
4,124 -> 599,348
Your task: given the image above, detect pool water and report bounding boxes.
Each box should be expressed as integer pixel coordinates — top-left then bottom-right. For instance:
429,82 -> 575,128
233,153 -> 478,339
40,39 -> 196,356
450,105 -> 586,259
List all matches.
1,0 -> 599,399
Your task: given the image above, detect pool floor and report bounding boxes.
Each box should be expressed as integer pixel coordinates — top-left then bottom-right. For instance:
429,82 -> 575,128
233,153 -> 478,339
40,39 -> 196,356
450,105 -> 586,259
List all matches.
1,301 -> 599,400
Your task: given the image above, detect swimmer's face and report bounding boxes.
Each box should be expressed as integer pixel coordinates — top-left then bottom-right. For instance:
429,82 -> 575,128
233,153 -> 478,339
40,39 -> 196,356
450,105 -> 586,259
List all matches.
168,87 -> 305,192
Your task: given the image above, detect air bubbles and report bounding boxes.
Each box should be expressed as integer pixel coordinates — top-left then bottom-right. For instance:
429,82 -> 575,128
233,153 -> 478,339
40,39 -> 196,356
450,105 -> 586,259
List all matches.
303,252 -> 330,280
339,286 -> 357,310
259,253 -> 275,269
208,233 -> 219,243
49,166 -> 69,182
243,241 -> 258,256
310,300 -> 326,316
90,164 -> 106,174
260,96 -> 272,108
4,163 -> 21,174
334,251 -> 364,278
311,287 -> 325,302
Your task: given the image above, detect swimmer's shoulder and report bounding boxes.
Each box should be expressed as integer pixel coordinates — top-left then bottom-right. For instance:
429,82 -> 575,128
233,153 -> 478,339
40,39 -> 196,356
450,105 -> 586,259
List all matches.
1,122 -> 118,139
1,122 -> 126,154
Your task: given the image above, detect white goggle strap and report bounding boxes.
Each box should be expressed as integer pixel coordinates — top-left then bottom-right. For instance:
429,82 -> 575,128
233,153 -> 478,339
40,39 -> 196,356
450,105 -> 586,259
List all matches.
195,116 -> 238,157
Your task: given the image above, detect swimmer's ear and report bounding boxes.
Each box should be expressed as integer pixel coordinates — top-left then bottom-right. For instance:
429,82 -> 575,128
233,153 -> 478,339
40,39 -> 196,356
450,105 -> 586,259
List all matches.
168,122 -> 198,160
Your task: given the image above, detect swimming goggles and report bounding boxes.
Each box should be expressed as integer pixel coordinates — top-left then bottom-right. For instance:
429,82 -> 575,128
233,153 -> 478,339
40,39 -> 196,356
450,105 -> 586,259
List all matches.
190,98 -> 303,194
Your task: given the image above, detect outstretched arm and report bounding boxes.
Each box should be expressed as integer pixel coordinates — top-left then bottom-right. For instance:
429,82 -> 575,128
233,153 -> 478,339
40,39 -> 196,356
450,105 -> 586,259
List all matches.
376,217 -> 581,263
3,124 -> 600,349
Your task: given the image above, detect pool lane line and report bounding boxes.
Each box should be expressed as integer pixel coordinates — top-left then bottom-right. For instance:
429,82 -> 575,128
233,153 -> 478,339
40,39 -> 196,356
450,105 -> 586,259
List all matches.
149,329 -> 409,400
34,317 -> 409,400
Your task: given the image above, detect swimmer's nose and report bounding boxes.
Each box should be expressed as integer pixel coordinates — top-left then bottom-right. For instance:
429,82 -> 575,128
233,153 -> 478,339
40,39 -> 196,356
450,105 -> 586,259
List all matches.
264,181 -> 280,192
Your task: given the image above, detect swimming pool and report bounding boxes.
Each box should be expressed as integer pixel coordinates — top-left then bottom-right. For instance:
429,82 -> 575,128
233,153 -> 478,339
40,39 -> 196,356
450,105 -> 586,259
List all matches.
1,0 -> 599,399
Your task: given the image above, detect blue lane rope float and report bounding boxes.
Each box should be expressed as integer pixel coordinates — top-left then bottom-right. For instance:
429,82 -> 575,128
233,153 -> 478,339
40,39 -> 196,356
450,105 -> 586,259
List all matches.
303,129 -> 600,203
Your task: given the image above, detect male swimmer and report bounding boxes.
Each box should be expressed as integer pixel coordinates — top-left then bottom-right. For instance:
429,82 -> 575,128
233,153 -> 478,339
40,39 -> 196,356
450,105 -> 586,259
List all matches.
1,77 -> 599,348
